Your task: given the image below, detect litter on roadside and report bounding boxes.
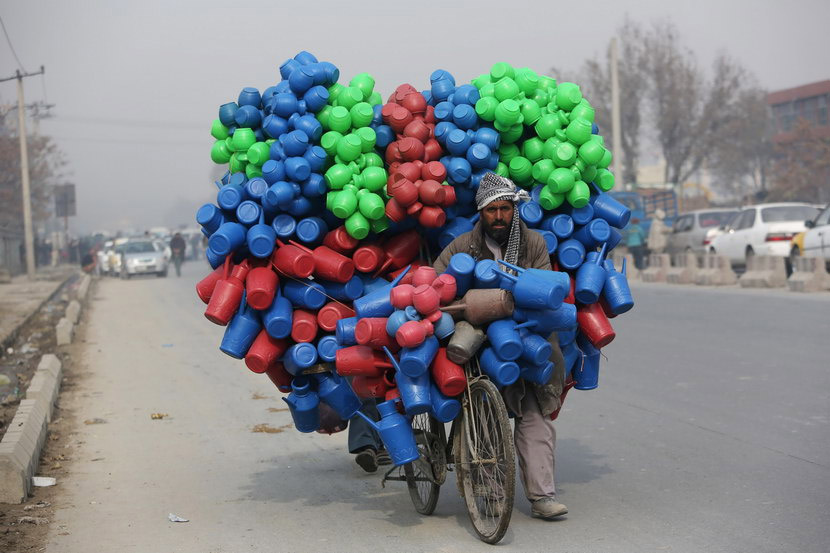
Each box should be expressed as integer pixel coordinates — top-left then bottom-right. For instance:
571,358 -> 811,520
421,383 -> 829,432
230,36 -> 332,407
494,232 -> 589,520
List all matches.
150,413 -> 169,420
83,418 -> 107,425
32,476 -> 57,487
18,516 -> 49,525
168,513 -> 189,523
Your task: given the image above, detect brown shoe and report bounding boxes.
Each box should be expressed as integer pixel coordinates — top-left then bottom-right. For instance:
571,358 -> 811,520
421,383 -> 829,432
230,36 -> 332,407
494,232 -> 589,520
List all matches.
531,497 -> 568,519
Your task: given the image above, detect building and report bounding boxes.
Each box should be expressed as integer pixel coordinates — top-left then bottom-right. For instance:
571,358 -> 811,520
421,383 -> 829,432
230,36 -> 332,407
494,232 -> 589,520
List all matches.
768,80 -> 830,142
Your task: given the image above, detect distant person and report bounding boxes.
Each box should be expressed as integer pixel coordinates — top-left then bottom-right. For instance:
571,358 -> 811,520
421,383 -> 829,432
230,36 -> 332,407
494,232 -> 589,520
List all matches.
81,249 -> 96,274
647,208 -> 670,256
626,218 -> 647,270
169,232 -> 186,277
189,233 -> 201,261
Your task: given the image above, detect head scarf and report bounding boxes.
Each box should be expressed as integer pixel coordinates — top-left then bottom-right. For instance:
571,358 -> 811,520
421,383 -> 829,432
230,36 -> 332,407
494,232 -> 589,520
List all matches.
475,172 -> 530,270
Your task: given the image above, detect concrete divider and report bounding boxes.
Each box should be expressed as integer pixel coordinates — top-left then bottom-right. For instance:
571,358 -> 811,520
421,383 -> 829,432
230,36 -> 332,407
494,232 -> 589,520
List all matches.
787,257 -> 830,292
695,255 -> 737,286
65,299 -> 81,324
25,354 -> 63,422
666,252 -> 699,284
56,317 -> 73,346
0,398 -> 49,503
74,273 -> 91,301
641,254 -> 670,283
739,255 -> 788,288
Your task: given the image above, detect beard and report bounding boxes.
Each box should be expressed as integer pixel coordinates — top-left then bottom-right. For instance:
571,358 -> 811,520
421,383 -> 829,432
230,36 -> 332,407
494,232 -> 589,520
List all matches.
483,220 -> 510,244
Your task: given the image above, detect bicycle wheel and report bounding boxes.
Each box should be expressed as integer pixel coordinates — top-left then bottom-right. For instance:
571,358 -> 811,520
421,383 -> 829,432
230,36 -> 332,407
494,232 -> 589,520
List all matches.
404,413 -> 447,515
456,379 -> 515,544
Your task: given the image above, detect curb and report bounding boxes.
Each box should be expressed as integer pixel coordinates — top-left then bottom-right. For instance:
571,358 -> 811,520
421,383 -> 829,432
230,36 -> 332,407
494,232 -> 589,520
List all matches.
0,270 -> 79,355
0,272 -> 91,503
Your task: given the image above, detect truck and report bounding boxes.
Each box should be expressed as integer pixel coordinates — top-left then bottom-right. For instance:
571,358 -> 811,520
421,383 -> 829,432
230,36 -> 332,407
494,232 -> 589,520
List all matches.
608,189 -> 678,236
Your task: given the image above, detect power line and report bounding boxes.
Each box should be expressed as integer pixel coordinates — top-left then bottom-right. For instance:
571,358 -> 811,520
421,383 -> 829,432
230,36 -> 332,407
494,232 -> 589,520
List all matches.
0,14 -> 26,73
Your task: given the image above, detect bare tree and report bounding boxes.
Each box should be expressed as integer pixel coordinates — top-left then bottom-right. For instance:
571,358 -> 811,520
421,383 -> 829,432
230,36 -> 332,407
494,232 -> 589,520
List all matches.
769,119 -> 830,203
579,18 -> 647,187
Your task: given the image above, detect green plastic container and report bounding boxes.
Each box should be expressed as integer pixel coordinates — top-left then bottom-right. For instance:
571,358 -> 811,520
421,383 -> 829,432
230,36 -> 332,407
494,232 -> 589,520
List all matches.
567,180 -> 591,208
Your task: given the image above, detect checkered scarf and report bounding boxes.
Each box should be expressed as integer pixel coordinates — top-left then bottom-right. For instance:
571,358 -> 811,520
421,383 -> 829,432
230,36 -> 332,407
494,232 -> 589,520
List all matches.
475,172 -> 530,270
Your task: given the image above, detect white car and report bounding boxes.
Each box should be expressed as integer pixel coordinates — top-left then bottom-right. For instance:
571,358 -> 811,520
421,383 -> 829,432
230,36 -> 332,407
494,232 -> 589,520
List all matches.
798,203 -> 830,267
710,202 -> 820,267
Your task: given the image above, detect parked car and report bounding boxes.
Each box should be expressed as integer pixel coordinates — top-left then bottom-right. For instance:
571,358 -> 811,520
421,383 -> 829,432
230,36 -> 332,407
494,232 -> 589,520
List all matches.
667,208 -> 739,255
119,240 -> 169,278
791,203 -> 830,269
709,203 -> 820,267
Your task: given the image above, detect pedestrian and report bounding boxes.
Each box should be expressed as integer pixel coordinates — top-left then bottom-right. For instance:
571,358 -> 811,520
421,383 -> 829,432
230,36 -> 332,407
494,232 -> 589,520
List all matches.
347,397 -> 392,472
647,208 -> 670,256
626,217 -> 647,270
169,232 -> 186,277
432,172 -> 569,520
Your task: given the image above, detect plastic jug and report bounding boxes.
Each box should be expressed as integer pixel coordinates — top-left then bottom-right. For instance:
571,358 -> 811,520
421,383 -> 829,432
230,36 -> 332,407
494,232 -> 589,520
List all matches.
429,382 -> 461,423
515,303 -> 578,336
209,221 -> 247,257
351,374 -> 392,398
317,276 -> 363,302
282,279 -> 327,310
335,316 -> 358,346
291,308 -> 318,343
384,348 -> 432,416
282,377 -> 320,433
445,252 -> 475,297
205,259 -> 249,326
271,241 -> 314,278
486,319 -> 536,361
262,288 -> 293,339
573,335 -> 600,390
354,399 -> 419,465
335,345 -> 393,377
196,265 -> 224,304
479,347 -> 520,388
433,312 -> 456,340
602,258 -> 634,315
441,288 -> 515,326
589,187 -> 631,229
353,265 -> 411,318
520,359 -> 554,386
432,273 -> 458,305
577,301 -> 616,348
398,336 -> 439,377
386,306 -> 420,337
575,243 -> 608,304
474,259 -> 503,289
246,265 -> 279,310
323,225 -> 360,255
316,334 -> 341,363
283,342 -> 319,375
355,317 -> 396,350
265,361 -> 293,394
220,293 -> 261,359
519,328 -> 553,366
314,371 -> 361,420
318,301 -> 355,333
374,230 -> 421,276
431,348 -> 466,396
245,330 -> 288,373
395,319 -> 435,348
445,320 -> 485,364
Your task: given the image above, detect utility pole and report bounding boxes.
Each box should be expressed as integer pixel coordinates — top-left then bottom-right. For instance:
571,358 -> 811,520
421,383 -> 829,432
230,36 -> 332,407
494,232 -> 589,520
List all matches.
610,38 -> 624,190
0,66 -> 45,279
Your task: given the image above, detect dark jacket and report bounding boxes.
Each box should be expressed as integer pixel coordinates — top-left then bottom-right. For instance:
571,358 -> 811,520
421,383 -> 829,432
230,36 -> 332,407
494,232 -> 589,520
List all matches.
433,220 -> 567,417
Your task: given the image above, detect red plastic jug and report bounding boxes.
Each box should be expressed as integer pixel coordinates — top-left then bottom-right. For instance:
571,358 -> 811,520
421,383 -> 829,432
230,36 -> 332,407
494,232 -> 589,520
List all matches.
577,301 -> 616,348
291,309 -> 319,343
419,180 -> 445,205
196,265 -> 224,304
390,284 -> 415,309
412,284 -> 440,316
335,345 -> 393,376
351,375 -> 390,399
421,160 -> 446,182
418,206 -> 446,228
246,265 -> 279,310
385,198 -> 407,223
311,244 -> 355,283
395,319 -> 434,348
375,230 -> 421,276
204,259 -> 249,325
271,240 -> 314,278
322,225 -> 359,255
245,330 -> 288,374
432,273 -> 458,305
264,361 -> 293,393
431,348 -> 466,397
353,243 -> 385,273
318,301 -> 355,332
411,266 -> 438,288
355,317 -> 395,349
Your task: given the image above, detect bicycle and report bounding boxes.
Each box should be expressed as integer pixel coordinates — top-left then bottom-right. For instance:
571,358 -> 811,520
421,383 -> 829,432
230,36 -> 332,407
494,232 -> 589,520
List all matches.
382,356 -> 516,544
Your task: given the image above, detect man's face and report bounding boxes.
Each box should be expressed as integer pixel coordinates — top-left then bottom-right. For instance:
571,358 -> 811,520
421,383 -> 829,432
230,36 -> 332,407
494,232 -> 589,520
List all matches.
481,200 -> 513,243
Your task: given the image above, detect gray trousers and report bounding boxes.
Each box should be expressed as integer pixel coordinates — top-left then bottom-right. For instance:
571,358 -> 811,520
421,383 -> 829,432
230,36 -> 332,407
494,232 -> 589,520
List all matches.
514,389 -> 557,502
348,397 -> 381,454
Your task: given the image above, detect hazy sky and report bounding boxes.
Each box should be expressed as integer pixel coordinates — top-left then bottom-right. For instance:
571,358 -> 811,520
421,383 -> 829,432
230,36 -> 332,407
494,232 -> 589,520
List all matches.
1,0 -> 828,234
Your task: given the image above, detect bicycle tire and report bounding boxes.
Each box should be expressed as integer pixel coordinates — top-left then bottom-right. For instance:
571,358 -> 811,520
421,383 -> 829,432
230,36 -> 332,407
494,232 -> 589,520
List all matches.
404,413 -> 447,515
456,378 -> 515,544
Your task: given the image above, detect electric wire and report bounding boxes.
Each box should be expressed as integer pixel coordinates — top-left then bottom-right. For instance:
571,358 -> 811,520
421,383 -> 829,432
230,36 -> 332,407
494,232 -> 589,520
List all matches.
0,14 -> 27,73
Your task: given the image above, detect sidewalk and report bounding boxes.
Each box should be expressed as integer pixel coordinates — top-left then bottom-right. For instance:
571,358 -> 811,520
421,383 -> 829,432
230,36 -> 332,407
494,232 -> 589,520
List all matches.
0,266 -> 79,353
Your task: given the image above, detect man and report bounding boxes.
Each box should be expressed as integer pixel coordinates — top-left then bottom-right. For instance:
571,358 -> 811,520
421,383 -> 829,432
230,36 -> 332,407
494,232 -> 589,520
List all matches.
169,232 -> 187,277
625,217 -> 647,270
348,398 -> 391,472
433,172 -> 568,520
647,208 -> 670,256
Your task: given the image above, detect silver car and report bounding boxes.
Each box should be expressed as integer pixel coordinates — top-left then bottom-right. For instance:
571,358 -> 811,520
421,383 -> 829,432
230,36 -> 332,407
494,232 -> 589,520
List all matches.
119,240 -> 169,279
667,208 -> 739,255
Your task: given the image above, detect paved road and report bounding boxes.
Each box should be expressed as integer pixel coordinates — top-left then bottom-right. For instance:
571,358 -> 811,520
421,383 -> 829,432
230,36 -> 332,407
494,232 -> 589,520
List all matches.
45,264 -> 830,553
